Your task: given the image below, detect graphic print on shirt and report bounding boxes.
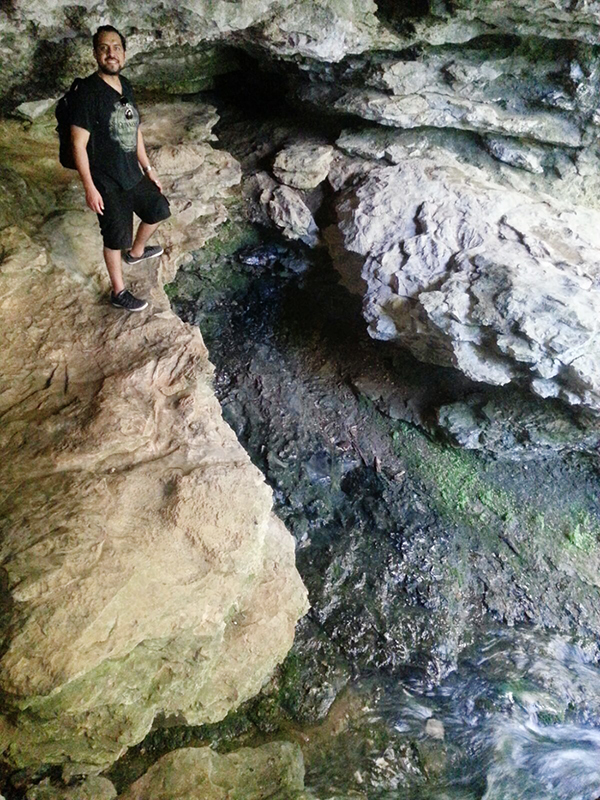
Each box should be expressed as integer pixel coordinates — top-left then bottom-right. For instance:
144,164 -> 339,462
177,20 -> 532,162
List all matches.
108,100 -> 138,152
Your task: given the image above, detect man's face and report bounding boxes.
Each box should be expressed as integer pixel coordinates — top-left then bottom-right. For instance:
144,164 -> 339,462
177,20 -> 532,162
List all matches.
94,31 -> 126,76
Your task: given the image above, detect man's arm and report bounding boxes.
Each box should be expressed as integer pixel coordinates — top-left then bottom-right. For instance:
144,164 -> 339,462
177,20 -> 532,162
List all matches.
137,128 -> 162,192
71,125 -> 104,214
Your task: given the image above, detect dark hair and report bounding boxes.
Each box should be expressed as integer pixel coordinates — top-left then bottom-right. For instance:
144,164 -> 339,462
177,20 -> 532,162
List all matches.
93,25 -> 126,51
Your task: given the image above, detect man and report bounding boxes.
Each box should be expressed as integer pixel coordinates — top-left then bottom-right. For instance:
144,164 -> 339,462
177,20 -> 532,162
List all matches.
71,25 -> 170,311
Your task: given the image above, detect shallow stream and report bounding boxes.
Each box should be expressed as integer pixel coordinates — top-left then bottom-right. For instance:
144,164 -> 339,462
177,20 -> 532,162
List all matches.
365,627 -> 600,800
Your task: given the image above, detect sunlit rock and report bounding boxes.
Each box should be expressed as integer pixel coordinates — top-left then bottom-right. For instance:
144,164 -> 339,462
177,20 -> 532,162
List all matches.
273,143 -> 335,189
0,103 -> 308,770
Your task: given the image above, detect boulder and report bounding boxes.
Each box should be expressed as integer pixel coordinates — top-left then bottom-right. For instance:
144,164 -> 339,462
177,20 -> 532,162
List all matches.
0,103 -> 308,770
268,185 -> 319,246
331,154 -> 600,411
15,97 -> 59,121
273,143 -> 335,189
118,742 -> 306,800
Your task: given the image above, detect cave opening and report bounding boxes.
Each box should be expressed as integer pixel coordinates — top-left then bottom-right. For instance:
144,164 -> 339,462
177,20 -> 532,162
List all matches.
152,41 -> 600,796
374,0 -> 432,32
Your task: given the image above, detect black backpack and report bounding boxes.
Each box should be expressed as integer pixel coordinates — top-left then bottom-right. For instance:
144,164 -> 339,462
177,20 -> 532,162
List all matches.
55,78 -> 84,169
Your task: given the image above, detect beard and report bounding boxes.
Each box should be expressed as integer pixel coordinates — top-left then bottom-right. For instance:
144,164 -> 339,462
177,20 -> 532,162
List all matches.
98,60 -> 121,75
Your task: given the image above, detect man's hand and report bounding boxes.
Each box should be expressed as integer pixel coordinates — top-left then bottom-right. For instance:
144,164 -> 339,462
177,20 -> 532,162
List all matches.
71,126 -> 104,213
85,184 -> 105,214
148,171 -> 163,193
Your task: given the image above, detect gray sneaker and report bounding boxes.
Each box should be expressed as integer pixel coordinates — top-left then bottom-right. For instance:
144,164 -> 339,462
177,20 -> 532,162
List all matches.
123,245 -> 164,265
110,289 -> 148,312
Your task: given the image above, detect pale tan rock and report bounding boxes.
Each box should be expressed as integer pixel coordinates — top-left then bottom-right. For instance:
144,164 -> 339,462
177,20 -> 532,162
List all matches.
246,169 -> 320,245
138,102 -> 220,148
273,143 -> 335,189
132,102 -> 242,282
0,103 -> 308,770
26,776 -> 116,800
268,185 -> 319,246
425,718 -> 445,740
119,742 -> 305,800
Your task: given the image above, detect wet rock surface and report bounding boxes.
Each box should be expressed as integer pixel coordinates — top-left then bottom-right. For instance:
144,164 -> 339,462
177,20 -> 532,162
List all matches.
166,109 -> 600,665
118,742 -> 306,800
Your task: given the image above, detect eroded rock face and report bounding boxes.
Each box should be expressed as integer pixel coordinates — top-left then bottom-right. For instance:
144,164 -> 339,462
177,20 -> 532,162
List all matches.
437,391 -> 600,460
298,30 -> 600,151
443,0 -> 600,45
0,103 -> 308,770
330,151 -> 600,411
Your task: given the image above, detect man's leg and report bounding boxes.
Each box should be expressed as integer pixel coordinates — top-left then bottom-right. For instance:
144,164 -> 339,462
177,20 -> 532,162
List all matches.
97,183 -> 148,311
104,247 -> 125,294
105,244 -> 148,310
128,221 -> 160,259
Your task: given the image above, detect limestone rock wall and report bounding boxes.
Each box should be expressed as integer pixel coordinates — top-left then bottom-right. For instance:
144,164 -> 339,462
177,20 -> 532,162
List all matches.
330,153 -> 600,410
0,0 -> 387,107
0,103 -> 308,770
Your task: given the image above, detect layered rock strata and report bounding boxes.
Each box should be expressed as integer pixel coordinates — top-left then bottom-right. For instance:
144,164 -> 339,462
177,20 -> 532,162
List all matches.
0,102 -> 308,770
0,0 -> 390,107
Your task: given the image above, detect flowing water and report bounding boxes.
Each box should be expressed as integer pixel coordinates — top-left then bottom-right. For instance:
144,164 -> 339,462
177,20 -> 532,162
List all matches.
314,628 -> 600,800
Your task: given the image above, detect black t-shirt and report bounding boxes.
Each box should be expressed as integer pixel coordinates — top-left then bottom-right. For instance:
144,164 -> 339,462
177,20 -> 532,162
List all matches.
70,73 -> 142,191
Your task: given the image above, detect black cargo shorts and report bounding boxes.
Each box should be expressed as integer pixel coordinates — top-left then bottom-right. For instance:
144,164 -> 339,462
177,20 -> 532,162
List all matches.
96,174 -> 171,250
